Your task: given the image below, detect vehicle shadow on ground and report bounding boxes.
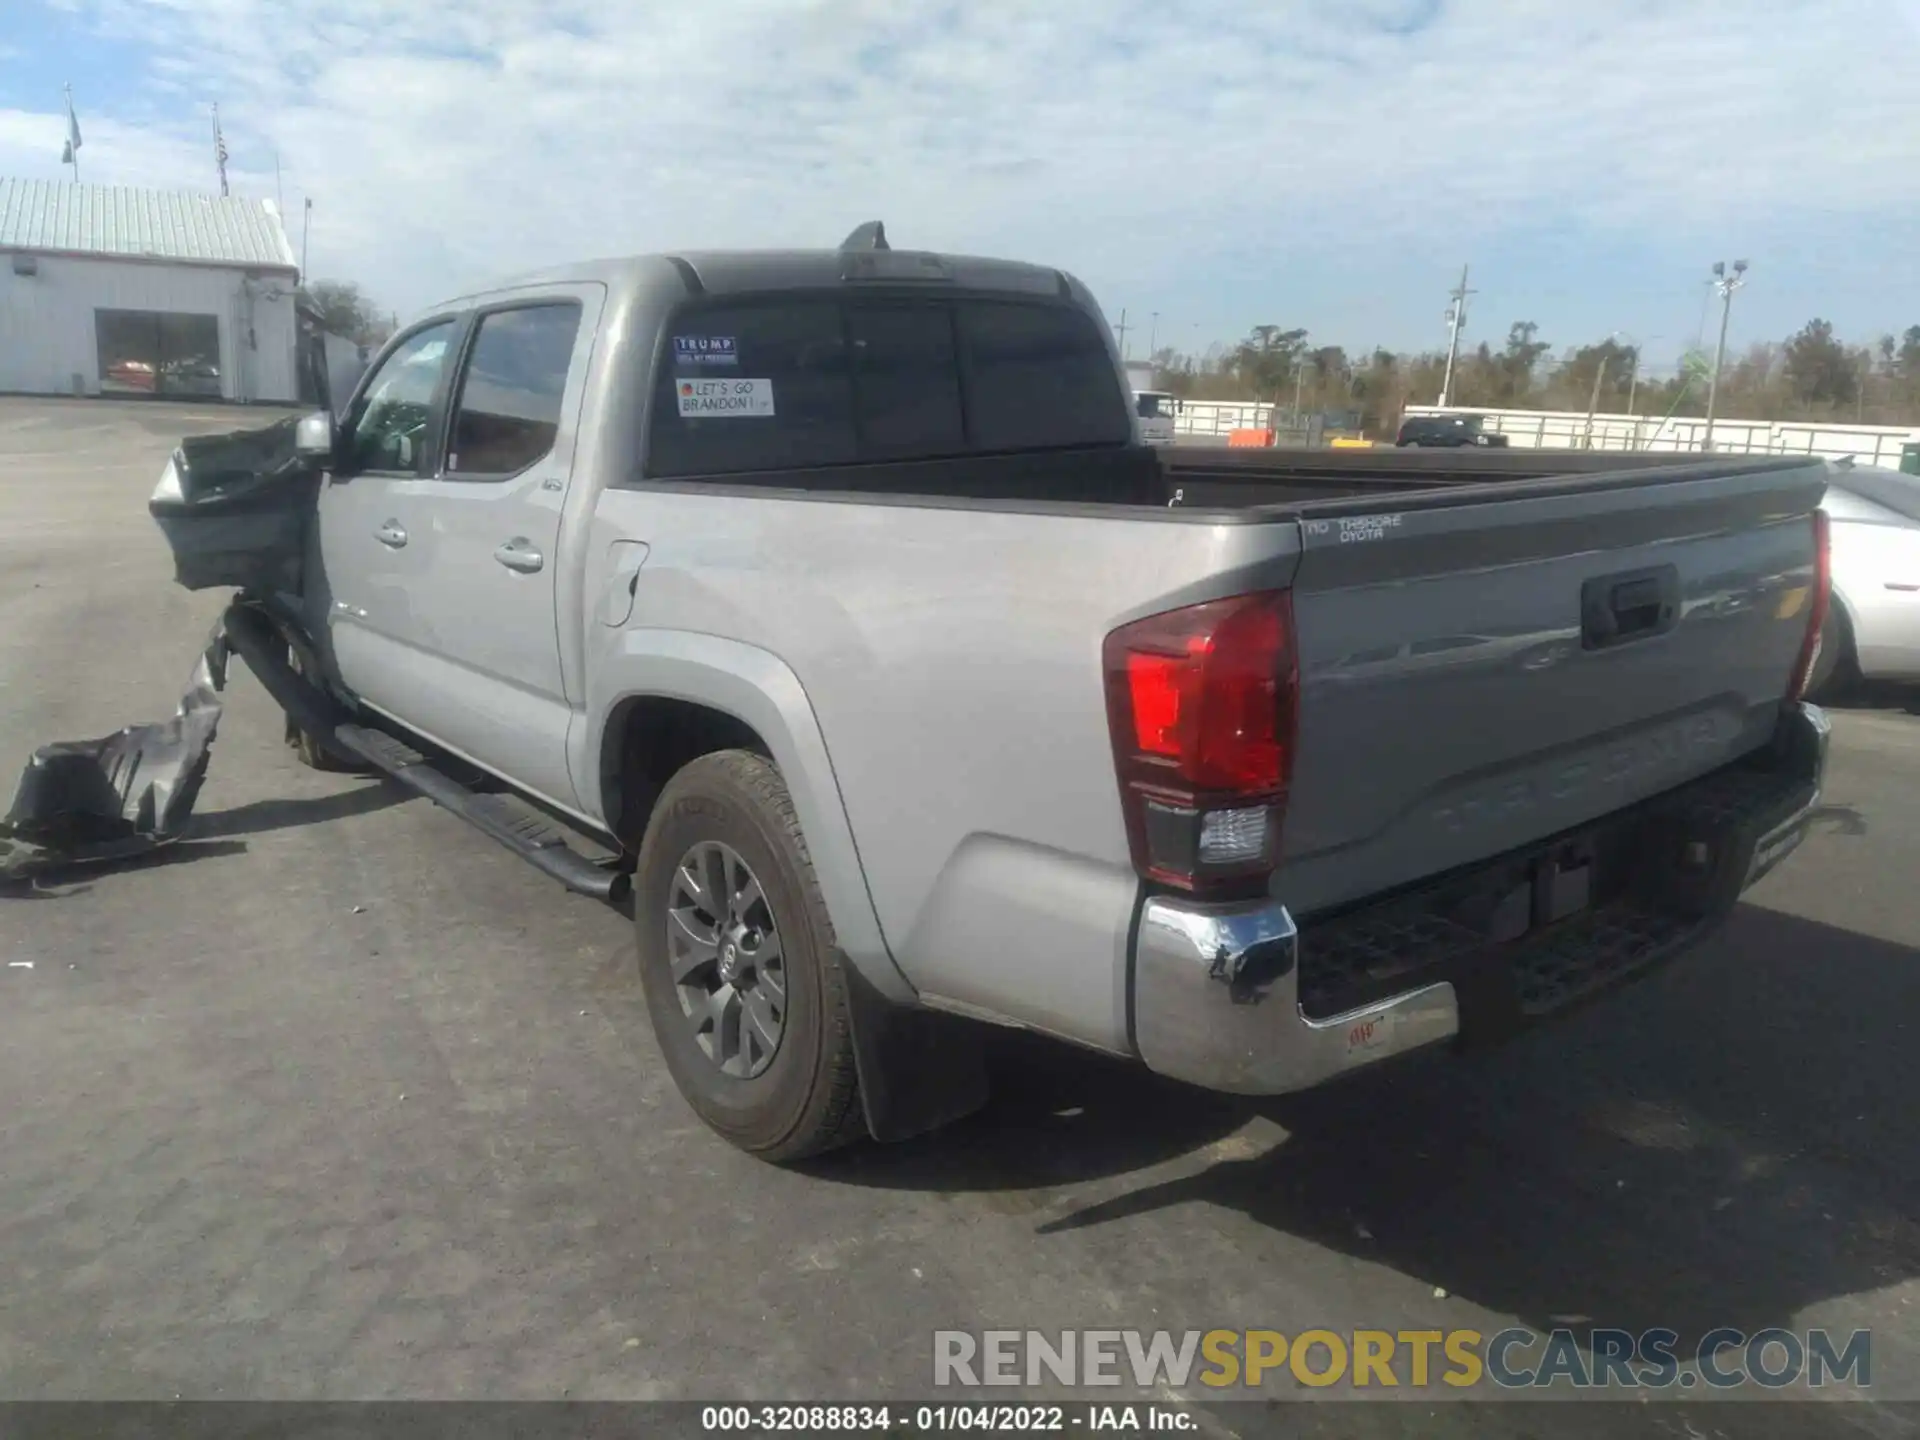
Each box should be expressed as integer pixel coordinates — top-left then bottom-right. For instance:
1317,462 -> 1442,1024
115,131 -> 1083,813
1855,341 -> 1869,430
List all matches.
1822,678 -> 1920,716
836,905 -> 1920,1351
0,837 -> 251,899
188,781 -> 405,839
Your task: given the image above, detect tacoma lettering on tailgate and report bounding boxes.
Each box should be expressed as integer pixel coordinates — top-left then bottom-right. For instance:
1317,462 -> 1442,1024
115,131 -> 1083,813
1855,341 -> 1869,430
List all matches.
1433,712 -> 1736,836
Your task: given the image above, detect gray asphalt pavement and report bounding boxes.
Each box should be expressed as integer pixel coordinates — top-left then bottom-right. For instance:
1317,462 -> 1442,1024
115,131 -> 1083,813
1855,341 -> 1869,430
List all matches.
3,398 -> 1919,1432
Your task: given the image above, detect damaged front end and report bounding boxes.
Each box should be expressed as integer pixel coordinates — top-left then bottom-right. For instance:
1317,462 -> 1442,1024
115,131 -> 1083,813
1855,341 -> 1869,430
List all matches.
149,412 -> 321,595
1,413 -> 335,881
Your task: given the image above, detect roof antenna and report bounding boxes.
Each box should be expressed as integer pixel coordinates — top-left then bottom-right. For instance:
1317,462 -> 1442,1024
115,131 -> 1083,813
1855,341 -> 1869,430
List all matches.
840,221 -> 890,252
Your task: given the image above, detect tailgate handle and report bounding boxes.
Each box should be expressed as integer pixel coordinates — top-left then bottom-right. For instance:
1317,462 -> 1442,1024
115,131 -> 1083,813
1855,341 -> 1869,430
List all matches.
1582,565 -> 1679,650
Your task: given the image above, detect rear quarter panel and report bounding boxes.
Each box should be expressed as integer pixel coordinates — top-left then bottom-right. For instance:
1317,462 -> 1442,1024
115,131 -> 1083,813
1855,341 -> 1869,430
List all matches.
583,486 -> 1301,1051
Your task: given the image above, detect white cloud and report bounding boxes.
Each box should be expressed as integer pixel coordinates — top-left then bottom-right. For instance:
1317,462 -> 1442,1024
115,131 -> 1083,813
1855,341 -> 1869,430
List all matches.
4,0 -> 1919,339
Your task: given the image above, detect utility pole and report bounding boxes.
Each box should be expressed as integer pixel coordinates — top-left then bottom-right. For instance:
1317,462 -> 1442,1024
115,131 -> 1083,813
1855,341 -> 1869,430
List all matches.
301,197 -> 312,281
1114,309 -> 1130,361
1701,260 -> 1748,453
1148,312 -> 1160,360
1292,359 -> 1305,420
1583,356 -> 1610,450
1437,265 -> 1474,407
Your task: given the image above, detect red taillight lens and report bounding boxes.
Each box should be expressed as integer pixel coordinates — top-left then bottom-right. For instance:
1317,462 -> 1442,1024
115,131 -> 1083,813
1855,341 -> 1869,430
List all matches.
1787,508 -> 1831,703
1104,591 -> 1298,893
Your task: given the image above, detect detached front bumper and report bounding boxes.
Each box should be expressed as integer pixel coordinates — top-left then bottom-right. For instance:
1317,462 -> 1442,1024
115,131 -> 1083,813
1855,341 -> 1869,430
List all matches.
1132,702 -> 1829,1096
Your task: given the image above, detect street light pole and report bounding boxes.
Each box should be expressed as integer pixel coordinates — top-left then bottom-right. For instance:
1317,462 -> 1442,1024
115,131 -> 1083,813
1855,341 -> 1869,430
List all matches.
1701,260 -> 1748,453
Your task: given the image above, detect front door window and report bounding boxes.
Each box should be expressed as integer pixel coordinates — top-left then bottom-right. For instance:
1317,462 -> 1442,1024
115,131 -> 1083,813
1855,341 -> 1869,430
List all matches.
344,321 -> 458,474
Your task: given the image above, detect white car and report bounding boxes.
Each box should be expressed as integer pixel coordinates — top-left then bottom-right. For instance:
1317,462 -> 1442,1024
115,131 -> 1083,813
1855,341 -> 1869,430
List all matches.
1809,462 -> 1920,695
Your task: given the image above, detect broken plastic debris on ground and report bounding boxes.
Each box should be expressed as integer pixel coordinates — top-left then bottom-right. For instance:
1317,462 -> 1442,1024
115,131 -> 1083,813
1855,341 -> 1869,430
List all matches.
2,414 -> 325,884
0,614 -> 232,882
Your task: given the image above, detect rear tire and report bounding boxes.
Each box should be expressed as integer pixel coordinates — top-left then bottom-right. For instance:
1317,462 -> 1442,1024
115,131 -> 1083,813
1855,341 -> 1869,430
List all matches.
633,750 -> 863,1163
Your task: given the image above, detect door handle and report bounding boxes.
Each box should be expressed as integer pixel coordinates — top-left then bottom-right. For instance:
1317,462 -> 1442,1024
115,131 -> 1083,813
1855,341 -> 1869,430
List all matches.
494,538 -> 545,574
374,520 -> 408,548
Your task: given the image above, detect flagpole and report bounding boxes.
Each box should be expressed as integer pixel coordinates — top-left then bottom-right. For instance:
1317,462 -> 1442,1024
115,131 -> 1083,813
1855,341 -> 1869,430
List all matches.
212,103 -> 228,197
64,83 -> 79,183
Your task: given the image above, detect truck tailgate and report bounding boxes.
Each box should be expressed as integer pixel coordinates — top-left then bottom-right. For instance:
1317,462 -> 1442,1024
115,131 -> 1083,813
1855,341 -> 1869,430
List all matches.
1277,458 -> 1828,917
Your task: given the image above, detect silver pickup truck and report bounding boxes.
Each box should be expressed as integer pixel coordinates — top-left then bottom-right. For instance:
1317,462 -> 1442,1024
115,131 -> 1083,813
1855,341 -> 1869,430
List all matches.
150,226 -> 1831,1163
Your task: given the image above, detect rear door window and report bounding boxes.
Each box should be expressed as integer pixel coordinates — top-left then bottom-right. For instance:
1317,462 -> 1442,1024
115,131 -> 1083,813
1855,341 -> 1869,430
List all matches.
647,301 -> 855,478
958,300 -> 1130,453
446,302 -> 582,478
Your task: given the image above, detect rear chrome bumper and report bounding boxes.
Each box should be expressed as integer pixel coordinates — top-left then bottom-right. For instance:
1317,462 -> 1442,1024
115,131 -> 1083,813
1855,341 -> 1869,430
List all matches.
1132,898 -> 1459,1095
1742,701 -> 1828,889
1131,702 -> 1829,1097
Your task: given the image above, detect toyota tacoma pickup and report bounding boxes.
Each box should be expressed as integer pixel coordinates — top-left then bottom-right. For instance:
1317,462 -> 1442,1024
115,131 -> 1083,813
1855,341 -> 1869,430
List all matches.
149,224 -> 1832,1163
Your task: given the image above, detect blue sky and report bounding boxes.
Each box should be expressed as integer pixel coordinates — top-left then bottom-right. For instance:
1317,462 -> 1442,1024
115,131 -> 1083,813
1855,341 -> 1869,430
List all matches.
3,0 -> 1919,373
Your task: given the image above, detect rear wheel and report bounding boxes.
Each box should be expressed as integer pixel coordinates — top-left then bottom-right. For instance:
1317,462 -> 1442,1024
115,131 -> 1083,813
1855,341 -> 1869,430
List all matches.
633,750 -> 863,1162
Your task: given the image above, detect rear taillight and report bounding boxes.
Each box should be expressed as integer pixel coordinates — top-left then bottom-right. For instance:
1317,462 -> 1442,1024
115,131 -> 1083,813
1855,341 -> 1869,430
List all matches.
1786,508 -> 1831,703
1103,591 -> 1298,895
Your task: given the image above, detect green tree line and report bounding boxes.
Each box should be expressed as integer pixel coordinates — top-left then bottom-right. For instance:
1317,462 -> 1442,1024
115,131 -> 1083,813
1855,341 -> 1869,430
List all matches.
1149,320 -> 1920,435
298,280 -> 395,348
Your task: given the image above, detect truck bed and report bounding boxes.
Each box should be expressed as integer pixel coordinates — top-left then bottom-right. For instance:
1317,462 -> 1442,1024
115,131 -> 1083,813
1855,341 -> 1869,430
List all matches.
1156,444 -> 1793,512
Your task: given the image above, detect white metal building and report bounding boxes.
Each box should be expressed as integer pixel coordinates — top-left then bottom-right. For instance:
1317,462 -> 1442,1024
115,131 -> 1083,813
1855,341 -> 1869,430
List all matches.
0,178 -> 300,404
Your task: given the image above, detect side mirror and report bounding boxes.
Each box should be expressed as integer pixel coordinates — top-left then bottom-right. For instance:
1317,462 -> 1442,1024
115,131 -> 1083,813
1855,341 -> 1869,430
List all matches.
294,410 -> 336,463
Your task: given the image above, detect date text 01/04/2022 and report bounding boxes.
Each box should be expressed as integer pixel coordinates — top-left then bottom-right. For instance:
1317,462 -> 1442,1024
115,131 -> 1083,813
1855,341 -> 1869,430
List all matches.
677,377 -> 775,417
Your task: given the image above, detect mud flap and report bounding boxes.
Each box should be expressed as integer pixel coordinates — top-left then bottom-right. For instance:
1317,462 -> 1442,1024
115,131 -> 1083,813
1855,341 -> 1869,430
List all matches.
843,959 -> 991,1144
0,614 -> 233,880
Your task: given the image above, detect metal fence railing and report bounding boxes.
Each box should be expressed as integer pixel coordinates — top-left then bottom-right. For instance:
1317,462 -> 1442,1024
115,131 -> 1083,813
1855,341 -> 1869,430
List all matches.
1399,406 -> 1918,467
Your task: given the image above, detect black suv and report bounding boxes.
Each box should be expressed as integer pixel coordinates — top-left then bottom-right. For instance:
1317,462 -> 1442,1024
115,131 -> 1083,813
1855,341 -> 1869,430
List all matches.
1395,414 -> 1510,448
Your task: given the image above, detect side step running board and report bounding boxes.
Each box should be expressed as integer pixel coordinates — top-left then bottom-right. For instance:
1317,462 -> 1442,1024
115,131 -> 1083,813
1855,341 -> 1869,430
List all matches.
219,602 -> 627,904
333,724 -> 629,903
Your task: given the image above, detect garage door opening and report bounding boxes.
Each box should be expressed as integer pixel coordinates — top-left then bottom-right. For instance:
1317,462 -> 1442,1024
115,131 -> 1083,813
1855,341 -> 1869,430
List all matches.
95,310 -> 223,398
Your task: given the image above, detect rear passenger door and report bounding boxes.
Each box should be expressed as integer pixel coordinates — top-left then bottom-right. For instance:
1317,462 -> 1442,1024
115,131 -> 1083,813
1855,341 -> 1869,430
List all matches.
365,286 -> 603,810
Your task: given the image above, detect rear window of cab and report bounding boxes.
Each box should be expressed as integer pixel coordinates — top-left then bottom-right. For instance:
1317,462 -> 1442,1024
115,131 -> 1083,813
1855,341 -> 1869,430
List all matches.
645,296 -> 1130,479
